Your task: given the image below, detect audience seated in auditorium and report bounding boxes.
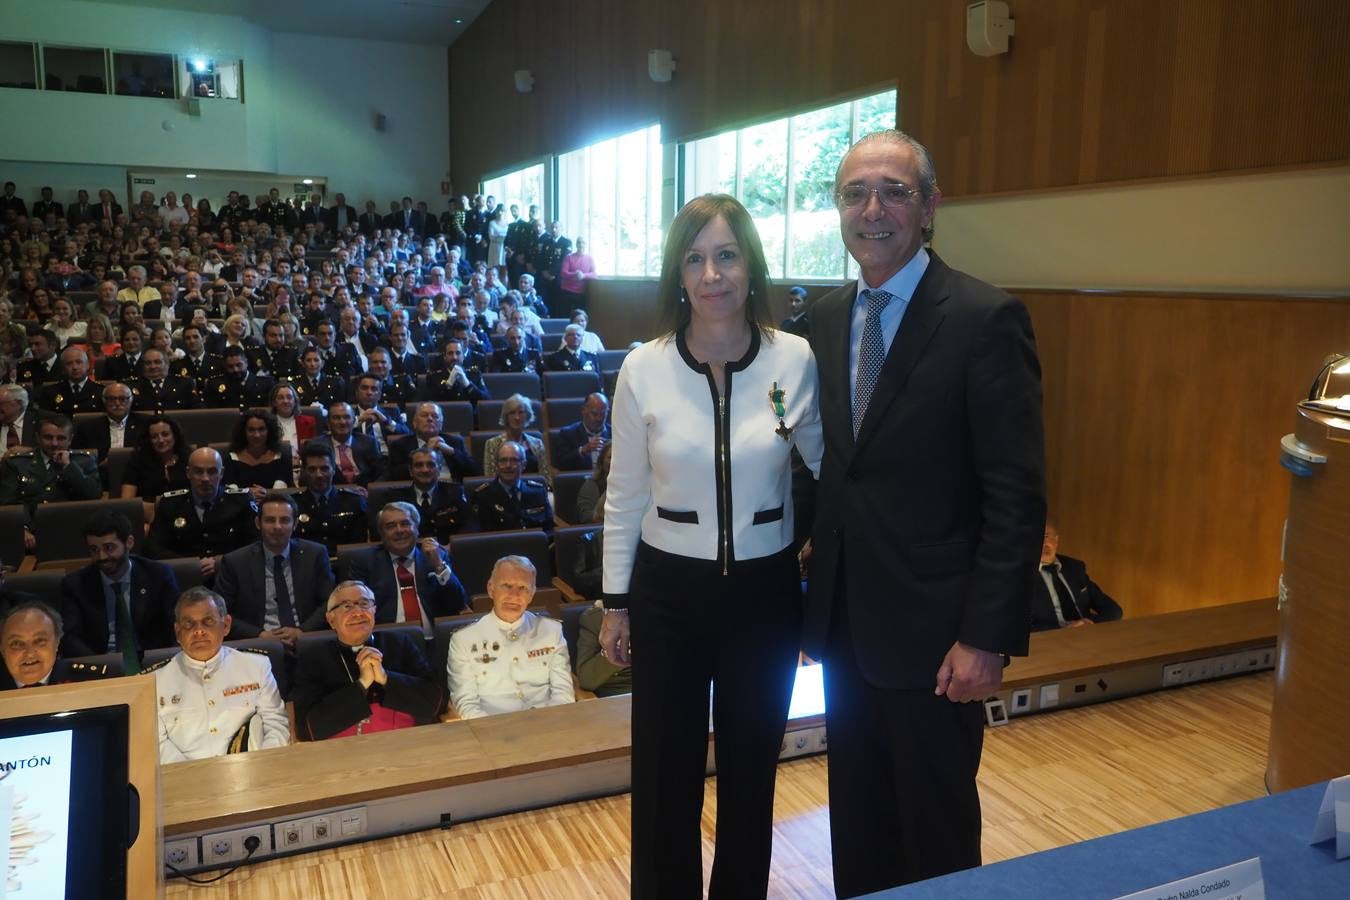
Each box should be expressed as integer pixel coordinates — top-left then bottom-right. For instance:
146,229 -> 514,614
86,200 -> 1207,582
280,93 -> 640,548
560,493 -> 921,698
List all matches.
471,440 -> 554,534
128,348 -> 198,412
214,491 -> 336,640
1,600 -> 68,690
291,580 -> 442,741
447,555 -> 575,719
348,501 -> 468,630
1032,522 -> 1124,631
205,346 -> 275,410
351,371 -> 411,453
149,586 -> 289,761
576,600 -> 631,698
553,392 -> 610,473
145,447 -> 258,575
0,383 -> 42,457
58,510 -> 178,663
292,441 -> 368,551
72,381 -> 142,459
388,401 -> 474,482
16,329 -> 59,386
428,337 -> 488,402
386,446 -> 471,543
482,393 -> 553,488
294,342 -> 348,408
1,415 -> 100,547
489,325 -> 542,374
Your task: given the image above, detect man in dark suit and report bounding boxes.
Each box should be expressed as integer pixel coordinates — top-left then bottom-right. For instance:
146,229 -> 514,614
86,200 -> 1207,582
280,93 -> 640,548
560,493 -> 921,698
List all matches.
38,345 -> 104,415
128,349 -> 198,413
780,286 -> 811,337
30,186 -> 63,221
348,502 -> 469,630
93,188 -> 123,229
552,392 -> 610,472
16,330 -> 60,387
325,193 -> 358,234
72,382 -> 145,460
1,600 -> 74,689
385,324 -> 427,377
0,384 -> 44,455
0,181 -> 27,219
215,492 -> 337,643
291,581 -> 443,740
1031,523 -> 1122,631
805,130 -> 1046,896
388,402 -> 475,481
58,510 -> 179,666
385,447 -> 471,543
68,189 -> 94,225
318,401 -> 382,485
357,200 -> 384,237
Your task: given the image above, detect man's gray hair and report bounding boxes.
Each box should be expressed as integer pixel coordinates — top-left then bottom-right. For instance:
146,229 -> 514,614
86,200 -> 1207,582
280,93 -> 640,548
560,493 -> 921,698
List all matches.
836,128 -> 939,241
174,586 -> 228,620
490,554 -> 537,584
327,579 -> 376,611
415,402 -> 443,424
379,500 -> 421,530
2,599 -> 64,643
0,383 -> 29,415
129,264 -> 147,278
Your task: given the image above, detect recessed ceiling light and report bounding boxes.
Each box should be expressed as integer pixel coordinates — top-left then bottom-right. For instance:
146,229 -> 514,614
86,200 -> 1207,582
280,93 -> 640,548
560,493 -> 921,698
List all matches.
185,173 -> 197,179
455,18 -> 463,24
302,178 -> 314,185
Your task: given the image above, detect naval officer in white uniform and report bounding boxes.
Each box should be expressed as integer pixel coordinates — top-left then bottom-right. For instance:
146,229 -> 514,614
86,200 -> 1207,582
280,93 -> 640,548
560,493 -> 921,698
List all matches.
447,555 -> 575,719
150,586 -> 289,762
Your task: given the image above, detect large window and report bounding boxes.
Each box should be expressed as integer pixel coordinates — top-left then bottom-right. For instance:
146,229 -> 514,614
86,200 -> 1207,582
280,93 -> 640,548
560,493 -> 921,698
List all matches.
42,46 -> 107,94
113,51 -> 175,98
0,41 -> 36,89
557,123 -> 663,278
683,88 -> 897,280
482,162 -> 546,220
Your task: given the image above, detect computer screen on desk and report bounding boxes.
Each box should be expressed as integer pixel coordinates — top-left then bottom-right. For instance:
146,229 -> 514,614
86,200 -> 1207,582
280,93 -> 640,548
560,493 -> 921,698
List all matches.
0,706 -> 132,900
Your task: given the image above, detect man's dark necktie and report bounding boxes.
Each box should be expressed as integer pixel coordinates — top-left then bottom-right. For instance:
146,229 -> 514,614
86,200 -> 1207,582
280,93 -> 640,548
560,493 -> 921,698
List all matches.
113,582 -> 141,675
273,554 -> 297,628
1045,567 -> 1081,622
853,289 -> 894,437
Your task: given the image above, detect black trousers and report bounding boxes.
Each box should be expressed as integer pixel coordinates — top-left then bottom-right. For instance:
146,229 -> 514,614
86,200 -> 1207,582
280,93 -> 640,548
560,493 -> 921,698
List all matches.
629,542 -> 802,900
823,596 -> 986,898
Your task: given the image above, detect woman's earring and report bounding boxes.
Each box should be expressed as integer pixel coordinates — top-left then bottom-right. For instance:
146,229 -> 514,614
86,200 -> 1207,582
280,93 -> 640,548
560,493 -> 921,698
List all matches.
680,289 -> 688,304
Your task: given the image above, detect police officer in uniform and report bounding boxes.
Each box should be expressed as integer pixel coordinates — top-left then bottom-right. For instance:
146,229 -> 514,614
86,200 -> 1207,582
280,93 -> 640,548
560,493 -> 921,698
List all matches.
542,324 -> 600,373
489,326 -> 541,374
428,338 -> 488,402
386,447 -> 470,543
0,415 -> 101,550
447,555 -> 574,719
292,346 -> 347,409
37,346 -> 105,415
204,347 -> 276,410
146,586 -> 289,762
176,323 -> 224,390
469,441 -> 554,533
146,448 -> 257,573
294,441 -> 369,552
363,348 -> 417,405
128,349 -> 198,413
248,320 -> 299,380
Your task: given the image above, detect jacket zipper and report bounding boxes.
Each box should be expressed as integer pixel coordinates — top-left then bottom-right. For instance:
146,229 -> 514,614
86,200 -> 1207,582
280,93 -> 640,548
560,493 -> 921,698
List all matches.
719,393 -> 729,575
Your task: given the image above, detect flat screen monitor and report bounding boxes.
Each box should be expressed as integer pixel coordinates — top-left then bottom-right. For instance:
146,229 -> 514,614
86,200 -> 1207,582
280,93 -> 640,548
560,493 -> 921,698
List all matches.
0,704 -> 133,900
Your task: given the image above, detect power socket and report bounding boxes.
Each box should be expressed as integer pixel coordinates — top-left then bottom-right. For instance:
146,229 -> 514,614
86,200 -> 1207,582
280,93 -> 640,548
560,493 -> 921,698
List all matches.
1009,689 -> 1031,714
201,824 -> 272,865
164,837 -> 199,870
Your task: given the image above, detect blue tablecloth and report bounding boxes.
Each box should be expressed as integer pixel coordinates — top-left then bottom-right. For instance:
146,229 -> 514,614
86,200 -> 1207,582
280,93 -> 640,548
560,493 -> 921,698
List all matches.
872,782 -> 1348,899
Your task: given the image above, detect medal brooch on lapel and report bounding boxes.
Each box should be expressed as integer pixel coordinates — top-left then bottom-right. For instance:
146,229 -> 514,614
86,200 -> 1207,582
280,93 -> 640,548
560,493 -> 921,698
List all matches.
769,382 -> 792,441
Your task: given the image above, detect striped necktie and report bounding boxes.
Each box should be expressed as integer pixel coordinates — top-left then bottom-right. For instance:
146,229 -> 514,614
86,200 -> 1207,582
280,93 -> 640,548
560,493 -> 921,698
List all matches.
852,289 -> 894,437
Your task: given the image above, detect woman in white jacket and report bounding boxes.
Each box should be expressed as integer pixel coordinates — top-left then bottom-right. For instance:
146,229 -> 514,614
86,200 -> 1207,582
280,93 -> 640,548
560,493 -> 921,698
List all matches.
600,194 -> 822,898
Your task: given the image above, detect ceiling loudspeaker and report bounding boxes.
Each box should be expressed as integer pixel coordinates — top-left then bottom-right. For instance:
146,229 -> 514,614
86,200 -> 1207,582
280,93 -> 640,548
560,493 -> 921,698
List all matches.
514,69 -> 534,93
648,49 -> 676,83
966,1 -> 1016,56
374,113 -> 387,132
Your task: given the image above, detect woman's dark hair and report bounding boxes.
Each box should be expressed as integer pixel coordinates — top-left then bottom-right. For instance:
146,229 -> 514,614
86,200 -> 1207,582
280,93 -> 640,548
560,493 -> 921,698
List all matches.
654,193 -> 773,339
593,441 -> 613,493
230,408 -> 282,453
135,414 -> 188,461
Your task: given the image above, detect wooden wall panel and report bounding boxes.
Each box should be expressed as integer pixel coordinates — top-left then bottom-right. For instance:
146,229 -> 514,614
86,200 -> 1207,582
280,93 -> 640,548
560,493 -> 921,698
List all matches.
448,1 -> 1350,197
587,280 -> 1350,618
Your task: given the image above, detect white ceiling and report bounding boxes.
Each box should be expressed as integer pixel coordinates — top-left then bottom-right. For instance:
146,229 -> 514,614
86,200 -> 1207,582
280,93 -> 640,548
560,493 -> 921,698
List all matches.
84,0 -> 489,46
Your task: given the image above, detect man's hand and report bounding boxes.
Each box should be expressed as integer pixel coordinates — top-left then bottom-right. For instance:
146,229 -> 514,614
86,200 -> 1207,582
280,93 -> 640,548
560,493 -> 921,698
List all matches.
49,449 -> 70,469
1066,618 -> 1093,628
420,538 -> 446,571
199,555 -> 219,578
356,407 -> 382,427
267,626 -> 302,649
598,610 -> 631,667
450,365 -> 467,386
583,435 -> 606,454
356,646 -> 385,687
22,526 -> 36,551
934,641 -> 1004,702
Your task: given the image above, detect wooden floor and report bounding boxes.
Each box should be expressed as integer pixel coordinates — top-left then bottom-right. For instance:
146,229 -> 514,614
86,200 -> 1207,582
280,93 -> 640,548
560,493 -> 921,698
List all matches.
167,673 -> 1275,899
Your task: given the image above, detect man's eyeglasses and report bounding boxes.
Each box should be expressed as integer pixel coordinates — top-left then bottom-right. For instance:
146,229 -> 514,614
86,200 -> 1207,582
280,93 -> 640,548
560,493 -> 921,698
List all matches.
835,183 -> 922,209
330,600 -> 375,614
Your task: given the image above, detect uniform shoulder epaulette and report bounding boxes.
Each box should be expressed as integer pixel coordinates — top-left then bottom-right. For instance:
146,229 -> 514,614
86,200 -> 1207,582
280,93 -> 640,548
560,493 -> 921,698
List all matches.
473,481 -> 493,492
141,656 -> 173,674
522,478 -> 546,488
4,447 -> 35,457
337,485 -> 363,495
224,485 -> 252,495
236,646 -> 272,658
70,449 -> 94,457
161,488 -> 189,498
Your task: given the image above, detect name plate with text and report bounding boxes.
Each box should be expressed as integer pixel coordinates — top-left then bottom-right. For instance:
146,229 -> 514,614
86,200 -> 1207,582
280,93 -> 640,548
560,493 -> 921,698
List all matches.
1112,857 -> 1264,900
1310,773 -> 1350,860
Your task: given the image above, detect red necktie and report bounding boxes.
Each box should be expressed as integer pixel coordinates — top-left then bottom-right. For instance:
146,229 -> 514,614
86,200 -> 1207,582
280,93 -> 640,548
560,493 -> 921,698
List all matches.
5,425 -> 18,450
396,557 -> 421,625
337,442 -> 357,482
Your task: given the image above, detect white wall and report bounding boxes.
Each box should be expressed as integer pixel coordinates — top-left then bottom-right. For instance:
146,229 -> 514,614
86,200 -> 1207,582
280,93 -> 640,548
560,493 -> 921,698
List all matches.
0,0 -> 447,212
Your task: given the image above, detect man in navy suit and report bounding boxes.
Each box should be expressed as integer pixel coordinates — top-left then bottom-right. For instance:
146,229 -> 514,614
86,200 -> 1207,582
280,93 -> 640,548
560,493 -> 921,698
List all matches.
805,130 -> 1046,896
58,510 -> 180,666
388,402 -> 475,481
318,401 -> 382,485
1031,522 -> 1122,631
214,492 -> 337,642
551,392 -> 610,472
348,502 -> 469,631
